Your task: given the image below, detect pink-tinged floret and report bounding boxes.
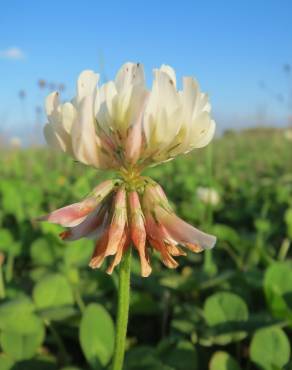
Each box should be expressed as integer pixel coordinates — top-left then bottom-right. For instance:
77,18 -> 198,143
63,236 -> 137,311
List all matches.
40,180 -> 216,276
129,191 -> 151,277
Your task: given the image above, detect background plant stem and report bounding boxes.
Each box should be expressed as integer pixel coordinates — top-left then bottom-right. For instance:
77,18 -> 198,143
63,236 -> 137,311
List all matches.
5,253 -> 14,283
203,143 -> 217,276
111,247 -> 132,370
0,265 -> 5,299
47,321 -> 70,366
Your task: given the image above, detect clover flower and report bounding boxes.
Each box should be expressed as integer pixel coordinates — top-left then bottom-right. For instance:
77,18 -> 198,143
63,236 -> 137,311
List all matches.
41,62 -> 216,277
197,186 -> 220,206
283,128 -> 292,141
10,136 -> 22,149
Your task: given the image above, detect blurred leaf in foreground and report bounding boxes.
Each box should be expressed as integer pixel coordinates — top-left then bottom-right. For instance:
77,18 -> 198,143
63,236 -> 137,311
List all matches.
264,262 -> 292,320
33,273 -> 74,310
79,303 -> 115,368
209,351 -> 241,370
250,327 -> 290,370
202,291 -> 249,345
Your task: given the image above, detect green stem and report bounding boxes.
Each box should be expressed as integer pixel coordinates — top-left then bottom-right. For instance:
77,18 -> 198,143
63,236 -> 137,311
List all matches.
74,287 -> 86,313
47,321 -> 70,365
5,253 -> 14,283
278,238 -> 290,261
0,264 -> 5,299
111,248 -> 132,370
203,144 -> 217,276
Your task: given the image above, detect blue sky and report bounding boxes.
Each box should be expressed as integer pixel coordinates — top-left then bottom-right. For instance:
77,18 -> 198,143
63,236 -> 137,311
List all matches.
1,0 -> 292,138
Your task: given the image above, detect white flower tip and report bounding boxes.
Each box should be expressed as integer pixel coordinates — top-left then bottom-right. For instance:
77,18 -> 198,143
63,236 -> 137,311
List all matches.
206,234 -> 217,249
77,70 -> 99,101
115,62 -> 145,90
45,91 -> 59,116
159,64 -> 176,86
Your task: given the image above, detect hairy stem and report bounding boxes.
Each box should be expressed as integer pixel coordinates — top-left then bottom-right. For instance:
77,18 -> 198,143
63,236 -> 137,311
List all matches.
111,247 -> 132,370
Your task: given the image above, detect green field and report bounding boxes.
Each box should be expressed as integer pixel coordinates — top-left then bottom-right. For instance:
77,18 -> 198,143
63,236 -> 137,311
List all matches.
0,128 -> 292,370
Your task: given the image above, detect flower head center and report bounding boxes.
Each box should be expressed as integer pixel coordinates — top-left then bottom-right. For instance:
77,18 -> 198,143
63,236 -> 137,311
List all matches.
118,167 -> 145,192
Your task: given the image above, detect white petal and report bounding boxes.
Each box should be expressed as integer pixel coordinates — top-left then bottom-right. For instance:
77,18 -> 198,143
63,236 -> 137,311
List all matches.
160,64 -> 177,87
96,81 -> 117,132
152,70 -> 179,115
45,92 -> 60,122
128,87 -> 149,125
189,112 -> 215,149
199,93 -> 211,113
99,81 -> 117,115
61,102 -> 76,134
181,77 -> 199,120
143,70 -> 180,149
72,96 -> 99,166
155,107 -> 181,147
115,62 -> 145,92
193,119 -> 216,148
77,70 -> 99,103
44,123 -> 66,151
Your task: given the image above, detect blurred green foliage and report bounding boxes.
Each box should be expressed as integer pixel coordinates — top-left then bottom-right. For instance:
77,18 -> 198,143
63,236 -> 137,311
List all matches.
0,128 -> 292,369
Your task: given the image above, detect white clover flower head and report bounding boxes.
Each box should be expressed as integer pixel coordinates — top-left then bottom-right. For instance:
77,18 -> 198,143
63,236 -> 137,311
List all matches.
44,62 -> 216,171
197,186 -> 220,206
41,62 -> 217,277
283,128 -> 292,141
10,136 -> 22,148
